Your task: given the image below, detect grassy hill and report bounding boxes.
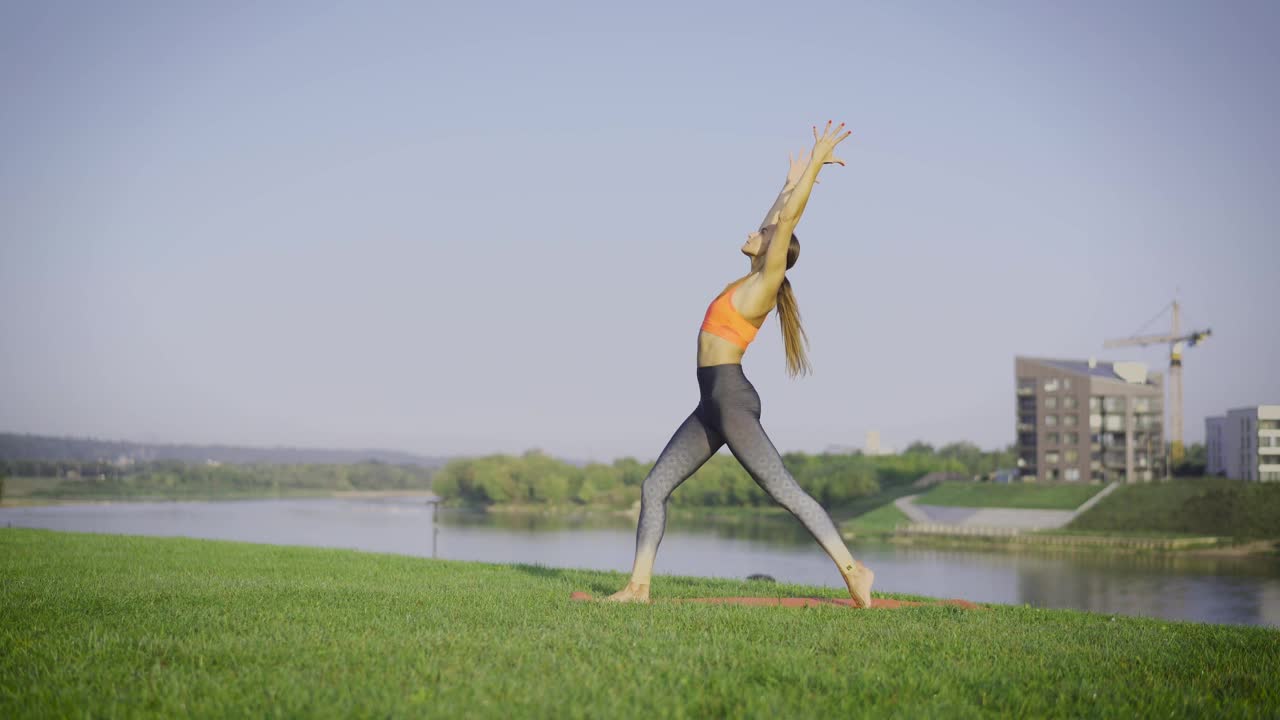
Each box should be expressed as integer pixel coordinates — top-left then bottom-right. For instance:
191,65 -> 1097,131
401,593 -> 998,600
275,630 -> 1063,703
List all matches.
1069,478 -> 1280,539
2,529 -> 1277,718
914,482 -> 1104,510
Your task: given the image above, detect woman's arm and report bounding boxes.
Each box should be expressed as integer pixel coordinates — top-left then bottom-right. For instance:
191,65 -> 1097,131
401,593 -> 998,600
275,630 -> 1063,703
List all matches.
764,121 -> 851,274
756,151 -> 810,229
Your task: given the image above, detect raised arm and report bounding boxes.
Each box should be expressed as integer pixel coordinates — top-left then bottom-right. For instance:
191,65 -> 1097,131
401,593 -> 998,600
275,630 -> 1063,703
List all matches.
756,151 -> 811,229
764,121 -> 852,274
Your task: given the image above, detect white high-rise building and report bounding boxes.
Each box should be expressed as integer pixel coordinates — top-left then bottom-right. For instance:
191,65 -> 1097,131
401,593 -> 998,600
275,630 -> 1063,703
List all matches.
1205,416 -> 1226,476
1205,406 -> 1280,481
862,430 -> 895,456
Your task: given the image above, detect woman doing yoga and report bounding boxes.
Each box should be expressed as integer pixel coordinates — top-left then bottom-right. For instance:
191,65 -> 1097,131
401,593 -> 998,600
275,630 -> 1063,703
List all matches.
608,121 -> 875,607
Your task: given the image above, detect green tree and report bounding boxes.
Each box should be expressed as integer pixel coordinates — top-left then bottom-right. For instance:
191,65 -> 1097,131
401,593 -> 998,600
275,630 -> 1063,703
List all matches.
904,441 -> 936,455
531,473 -> 570,503
612,457 -> 647,486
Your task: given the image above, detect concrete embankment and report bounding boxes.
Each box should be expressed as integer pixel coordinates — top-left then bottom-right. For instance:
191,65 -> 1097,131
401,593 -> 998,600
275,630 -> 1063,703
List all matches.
893,525 -> 1221,551
895,482 -> 1120,532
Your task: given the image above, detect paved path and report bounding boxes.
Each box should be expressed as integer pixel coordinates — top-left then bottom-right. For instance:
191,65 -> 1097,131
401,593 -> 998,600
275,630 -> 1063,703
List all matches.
895,483 -> 1120,531
893,494 -> 933,523
1066,482 -> 1120,521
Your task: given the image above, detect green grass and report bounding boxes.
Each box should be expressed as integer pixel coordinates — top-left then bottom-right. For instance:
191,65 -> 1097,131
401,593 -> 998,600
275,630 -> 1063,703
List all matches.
2,530 -> 1278,718
1069,478 -> 1280,539
829,478 -> 923,522
916,482 -> 1103,510
843,503 -> 910,537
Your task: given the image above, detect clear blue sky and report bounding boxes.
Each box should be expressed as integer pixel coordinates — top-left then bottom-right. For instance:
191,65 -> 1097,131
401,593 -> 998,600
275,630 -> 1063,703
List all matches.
2,0 -> 1277,460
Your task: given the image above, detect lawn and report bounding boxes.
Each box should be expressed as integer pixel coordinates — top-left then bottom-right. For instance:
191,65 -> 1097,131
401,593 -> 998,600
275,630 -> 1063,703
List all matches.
2,529 -> 1277,718
915,482 -> 1103,510
1069,478 -> 1280,538
842,503 -> 910,537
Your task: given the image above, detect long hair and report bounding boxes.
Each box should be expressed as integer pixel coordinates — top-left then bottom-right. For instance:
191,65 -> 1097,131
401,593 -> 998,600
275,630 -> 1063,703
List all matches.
776,234 -> 811,377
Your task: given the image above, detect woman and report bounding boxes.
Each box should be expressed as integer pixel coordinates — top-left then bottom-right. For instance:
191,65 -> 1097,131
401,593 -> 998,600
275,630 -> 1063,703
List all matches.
608,121 -> 875,607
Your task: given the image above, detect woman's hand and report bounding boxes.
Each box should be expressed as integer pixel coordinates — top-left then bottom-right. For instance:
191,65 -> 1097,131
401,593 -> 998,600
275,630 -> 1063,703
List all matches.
774,121 -> 852,228
810,120 -> 852,167
786,149 -> 813,188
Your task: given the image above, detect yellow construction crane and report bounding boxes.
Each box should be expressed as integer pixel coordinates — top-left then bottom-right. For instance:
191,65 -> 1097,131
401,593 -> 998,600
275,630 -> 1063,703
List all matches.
1104,300 -> 1211,463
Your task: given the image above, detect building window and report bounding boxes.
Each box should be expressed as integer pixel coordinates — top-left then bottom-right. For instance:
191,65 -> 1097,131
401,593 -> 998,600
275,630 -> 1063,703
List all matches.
1132,398 -> 1150,412
1065,432 -> 1079,445
1044,378 -> 1061,393
1259,420 -> 1280,430
1046,451 -> 1060,465
1064,449 -> 1079,464
1064,468 -> 1080,481
1063,414 -> 1078,427
1089,414 -> 1102,430
1046,432 -> 1060,445
1047,468 -> 1061,481
1103,397 -> 1125,413
1089,397 -> 1101,412
1018,378 -> 1036,396
1044,396 -> 1058,410
1045,414 -> 1058,427
1063,396 -> 1078,410
1104,415 -> 1124,432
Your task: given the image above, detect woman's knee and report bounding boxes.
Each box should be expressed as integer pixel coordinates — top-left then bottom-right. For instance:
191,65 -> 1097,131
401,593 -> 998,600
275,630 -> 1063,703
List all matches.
761,475 -> 819,510
640,478 -> 670,506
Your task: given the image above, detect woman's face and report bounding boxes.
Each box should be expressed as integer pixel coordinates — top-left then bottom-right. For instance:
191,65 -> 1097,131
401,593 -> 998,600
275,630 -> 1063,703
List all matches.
741,226 -> 771,257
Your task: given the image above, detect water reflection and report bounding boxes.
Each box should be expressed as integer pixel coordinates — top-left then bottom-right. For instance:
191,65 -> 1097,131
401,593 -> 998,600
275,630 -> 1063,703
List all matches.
448,508 -> 814,545
2,498 -> 1277,628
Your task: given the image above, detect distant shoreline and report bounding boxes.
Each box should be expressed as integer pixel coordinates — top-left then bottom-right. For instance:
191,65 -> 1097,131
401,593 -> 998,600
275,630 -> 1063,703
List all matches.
0,489 -> 438,507
882,532 -> 1279,558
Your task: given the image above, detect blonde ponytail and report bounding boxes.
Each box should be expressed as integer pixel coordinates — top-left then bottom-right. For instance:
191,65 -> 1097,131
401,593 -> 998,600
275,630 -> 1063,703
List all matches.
776,276 -> 811,377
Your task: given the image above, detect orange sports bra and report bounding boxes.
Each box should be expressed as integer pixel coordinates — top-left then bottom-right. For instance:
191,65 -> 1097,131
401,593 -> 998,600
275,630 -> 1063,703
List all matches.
700,280 -> 760,350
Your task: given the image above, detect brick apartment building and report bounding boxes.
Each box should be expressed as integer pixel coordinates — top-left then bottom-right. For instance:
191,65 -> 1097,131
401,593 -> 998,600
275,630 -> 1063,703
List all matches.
1016,357 -> 1165,483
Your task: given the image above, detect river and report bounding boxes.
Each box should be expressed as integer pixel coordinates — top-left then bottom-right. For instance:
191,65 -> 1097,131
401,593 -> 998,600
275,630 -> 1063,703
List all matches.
3,496 -> 1278,627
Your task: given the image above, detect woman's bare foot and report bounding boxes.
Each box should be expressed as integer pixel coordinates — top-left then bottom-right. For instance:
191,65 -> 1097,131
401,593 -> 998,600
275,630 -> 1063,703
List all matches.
840,561 -> 874,608
606,581 -> 651,603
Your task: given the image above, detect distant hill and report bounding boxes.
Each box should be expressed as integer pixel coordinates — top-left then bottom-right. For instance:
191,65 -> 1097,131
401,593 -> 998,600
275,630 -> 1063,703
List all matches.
0,432 -> 447,468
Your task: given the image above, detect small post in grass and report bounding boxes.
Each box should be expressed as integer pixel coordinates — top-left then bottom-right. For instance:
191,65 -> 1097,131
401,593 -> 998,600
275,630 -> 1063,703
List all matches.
426,496 -> 441,559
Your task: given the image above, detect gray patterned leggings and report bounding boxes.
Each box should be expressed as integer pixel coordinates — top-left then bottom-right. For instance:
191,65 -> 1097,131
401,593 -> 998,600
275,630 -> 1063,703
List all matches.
625,363 -> 855,584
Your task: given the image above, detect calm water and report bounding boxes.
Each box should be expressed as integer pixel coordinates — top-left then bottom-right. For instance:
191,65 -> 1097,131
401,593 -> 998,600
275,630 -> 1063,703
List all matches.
4,497 -> 1279,628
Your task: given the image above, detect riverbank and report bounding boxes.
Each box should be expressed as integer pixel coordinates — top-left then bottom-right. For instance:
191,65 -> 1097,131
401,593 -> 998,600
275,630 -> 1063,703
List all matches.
0,488 -> 438,507
885,530 -> 1279,557
3,528 -> 1277,718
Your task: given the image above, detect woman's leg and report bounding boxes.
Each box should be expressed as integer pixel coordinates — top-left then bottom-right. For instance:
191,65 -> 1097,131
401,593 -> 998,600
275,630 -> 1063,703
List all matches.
609,409 -> 724,601
719,409 -> 875,607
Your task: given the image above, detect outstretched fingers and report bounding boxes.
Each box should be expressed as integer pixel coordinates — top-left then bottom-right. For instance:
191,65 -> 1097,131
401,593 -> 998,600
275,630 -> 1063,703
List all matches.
808,120 -> 853,169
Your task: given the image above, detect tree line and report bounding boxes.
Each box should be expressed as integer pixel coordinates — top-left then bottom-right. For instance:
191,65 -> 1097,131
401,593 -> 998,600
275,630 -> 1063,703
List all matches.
1,459 -> 434,499
431,442 -> 1016,509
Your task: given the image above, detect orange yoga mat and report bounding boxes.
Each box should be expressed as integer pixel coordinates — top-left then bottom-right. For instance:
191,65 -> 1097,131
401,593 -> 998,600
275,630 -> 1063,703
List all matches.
570,591 -> 980,610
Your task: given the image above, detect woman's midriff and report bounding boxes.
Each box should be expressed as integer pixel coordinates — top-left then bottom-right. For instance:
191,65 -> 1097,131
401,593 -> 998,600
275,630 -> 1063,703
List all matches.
697,331 -> 748,367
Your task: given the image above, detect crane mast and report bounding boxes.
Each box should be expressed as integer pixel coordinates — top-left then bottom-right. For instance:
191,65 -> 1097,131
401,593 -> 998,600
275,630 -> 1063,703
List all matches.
1103,301 -> 1211,464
